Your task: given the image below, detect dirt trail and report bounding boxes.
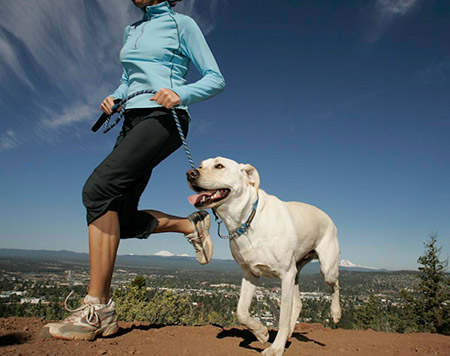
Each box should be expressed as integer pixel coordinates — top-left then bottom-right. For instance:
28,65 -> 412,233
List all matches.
0,317 -> 449,356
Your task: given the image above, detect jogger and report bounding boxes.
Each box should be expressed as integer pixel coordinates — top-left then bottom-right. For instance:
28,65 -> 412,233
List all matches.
43,0 -> 224,340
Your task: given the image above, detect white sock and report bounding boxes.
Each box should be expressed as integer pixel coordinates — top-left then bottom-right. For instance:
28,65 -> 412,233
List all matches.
83,294 -> 102,305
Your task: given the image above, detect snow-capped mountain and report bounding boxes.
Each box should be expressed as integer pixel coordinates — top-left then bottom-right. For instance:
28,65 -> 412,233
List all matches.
154,250 -> 191,257
154,250 -> 175,257
339,259 -> 379,270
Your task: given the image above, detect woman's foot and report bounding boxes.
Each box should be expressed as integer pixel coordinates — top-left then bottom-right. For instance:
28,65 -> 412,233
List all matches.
41,293 -> 118,341
185,210 -> 213,264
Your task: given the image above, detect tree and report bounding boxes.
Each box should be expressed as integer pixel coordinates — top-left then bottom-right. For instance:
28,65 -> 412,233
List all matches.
355,293 -> 387,331
402,233 -> 450,334
131,275 -> 147,289
337,299 -> 357,329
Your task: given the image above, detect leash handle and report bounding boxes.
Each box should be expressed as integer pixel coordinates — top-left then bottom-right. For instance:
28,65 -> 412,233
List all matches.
91,99 -> 122,132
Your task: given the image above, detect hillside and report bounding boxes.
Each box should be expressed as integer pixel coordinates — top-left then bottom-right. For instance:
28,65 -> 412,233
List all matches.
1,317 -> 449,356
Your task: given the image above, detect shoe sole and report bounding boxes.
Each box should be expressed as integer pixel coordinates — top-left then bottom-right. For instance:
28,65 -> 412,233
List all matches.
43,322 -> 119,341
188,211 -> 213,264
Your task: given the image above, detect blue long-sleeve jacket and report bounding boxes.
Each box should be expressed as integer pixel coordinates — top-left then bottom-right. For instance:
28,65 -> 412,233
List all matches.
110,1 -> 225,110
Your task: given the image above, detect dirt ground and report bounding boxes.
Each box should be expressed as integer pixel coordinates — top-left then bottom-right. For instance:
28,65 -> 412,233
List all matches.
0,317 -> 449,356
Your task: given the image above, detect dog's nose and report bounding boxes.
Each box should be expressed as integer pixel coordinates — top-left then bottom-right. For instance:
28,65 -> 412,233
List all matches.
186,169 -> 200,181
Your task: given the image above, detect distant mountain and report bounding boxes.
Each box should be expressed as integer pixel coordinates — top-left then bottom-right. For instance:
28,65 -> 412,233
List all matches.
339,259 -> 388,272
0,249 -> 89,263
153,250 -> 191,257
298,261 -> 388,274
0,249 -> 389,273
154,250 -> 176,257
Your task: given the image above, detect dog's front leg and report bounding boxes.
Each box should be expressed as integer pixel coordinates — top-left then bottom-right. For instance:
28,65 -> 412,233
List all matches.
236,270 -> 269,344
262,267 -> 296,356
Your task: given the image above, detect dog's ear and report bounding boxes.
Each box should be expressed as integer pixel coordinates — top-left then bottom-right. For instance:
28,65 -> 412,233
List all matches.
240,164 -> 260,191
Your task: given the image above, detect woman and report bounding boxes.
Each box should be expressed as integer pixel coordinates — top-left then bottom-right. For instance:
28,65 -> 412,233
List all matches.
44,0 -> 225,340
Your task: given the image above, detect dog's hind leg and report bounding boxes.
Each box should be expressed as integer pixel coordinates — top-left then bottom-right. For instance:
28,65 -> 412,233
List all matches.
315,227 -> 341,324
288,270 -> 302,337
237,271 -> 269,344
288,253 -> 317,336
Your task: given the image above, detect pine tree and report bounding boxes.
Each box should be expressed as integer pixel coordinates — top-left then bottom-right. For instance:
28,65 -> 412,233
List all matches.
402,233 -> 450,334
355,293 -> 387,331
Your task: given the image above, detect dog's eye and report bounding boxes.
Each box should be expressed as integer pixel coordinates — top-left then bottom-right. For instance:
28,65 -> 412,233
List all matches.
215,164 -> 225,169
198,165 -> 203,169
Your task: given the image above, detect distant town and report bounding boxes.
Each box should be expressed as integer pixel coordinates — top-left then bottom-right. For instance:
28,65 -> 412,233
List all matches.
0,248 -> 421,330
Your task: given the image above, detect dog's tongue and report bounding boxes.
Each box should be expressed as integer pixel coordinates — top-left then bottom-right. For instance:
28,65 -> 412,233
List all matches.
188,190 -> 216,206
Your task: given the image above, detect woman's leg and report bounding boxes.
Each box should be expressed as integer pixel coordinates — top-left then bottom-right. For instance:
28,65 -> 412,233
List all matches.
43,209 -> 121,339
145,210 -> 194,234
87,210 -> 196,304
88,211 -> 120,304
147,210 -> 213,265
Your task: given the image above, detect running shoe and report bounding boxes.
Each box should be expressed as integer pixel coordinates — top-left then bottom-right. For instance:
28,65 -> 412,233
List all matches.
41,292 -> 119,341
186,210 -> 213,264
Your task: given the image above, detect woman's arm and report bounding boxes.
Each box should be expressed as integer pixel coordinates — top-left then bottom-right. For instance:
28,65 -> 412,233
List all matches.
172,16 -> 225,106
110,69 -> 130,100
109,26 -> 131,100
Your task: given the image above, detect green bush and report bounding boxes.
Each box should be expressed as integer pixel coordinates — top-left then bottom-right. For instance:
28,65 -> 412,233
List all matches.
113,285 -> 194,325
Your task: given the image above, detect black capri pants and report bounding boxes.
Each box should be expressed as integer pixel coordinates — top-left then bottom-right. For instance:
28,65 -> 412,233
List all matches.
82,107 -> 189,239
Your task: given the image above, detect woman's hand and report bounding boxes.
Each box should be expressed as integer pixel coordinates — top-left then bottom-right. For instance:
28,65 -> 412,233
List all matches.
151,88 -> 181,109
100,96 -> 116,115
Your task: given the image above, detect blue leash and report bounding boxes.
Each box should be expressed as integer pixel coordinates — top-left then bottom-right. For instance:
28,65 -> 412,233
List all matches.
97,89 -> 195,170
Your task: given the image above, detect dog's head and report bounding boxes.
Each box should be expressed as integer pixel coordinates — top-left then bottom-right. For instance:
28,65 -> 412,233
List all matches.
186,157 -> 260,209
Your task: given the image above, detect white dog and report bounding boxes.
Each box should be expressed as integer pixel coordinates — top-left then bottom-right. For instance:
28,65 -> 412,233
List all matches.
187,157 -> 341,356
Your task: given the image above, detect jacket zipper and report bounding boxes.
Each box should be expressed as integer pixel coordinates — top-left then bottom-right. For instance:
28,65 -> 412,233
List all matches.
134,21 -> 148,49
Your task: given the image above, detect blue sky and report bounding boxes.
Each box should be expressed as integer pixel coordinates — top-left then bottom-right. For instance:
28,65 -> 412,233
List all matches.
0,0 -> 449,270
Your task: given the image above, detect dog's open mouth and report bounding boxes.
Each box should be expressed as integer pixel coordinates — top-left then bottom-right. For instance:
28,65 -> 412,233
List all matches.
188,186 -> 230,207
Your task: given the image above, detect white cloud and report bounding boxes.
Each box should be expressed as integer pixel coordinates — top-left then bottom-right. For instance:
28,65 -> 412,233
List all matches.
176,0 -> 224,35
377,0 -> 418,16
39,104 -> 97,130
190,116 -> 217,136
365,0 -> 420,43
33,102 -> 99,145
0,33 -> 35,90
0,130 -> 22,151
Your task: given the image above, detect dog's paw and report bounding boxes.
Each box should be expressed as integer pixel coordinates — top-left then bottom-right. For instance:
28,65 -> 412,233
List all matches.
254,326 -> 269,344
262,346 -> 284,356
331,305 -> 342,324
331,310 -> 342,325
288,328 -> 294,339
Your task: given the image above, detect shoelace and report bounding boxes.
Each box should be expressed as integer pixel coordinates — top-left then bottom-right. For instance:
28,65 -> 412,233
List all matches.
186,217 -> 205,252
187,234 -> 202,252
64,291 -> 100,326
